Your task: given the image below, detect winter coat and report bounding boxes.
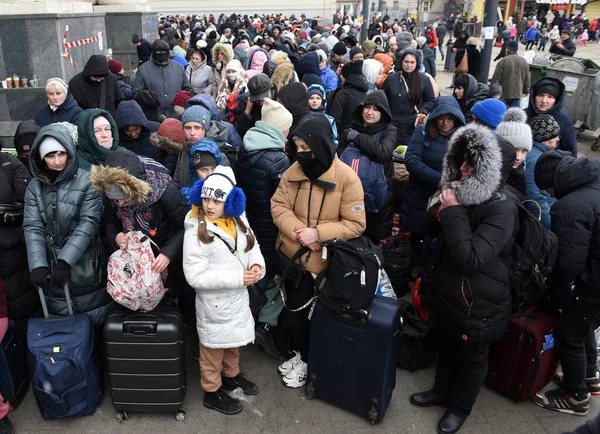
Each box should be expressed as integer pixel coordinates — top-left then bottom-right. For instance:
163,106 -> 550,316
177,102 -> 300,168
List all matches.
136,38 -> 153,64
436,23 -> 447,40
320,64 -> 339,92
425,28 -> 438,48
77,109 -> 120,171
271,117 -> 366,275
338,90 -> 398,243
211,43 -> 234,99
382,68 -> 436,146
131,59 -> 193,115
215,73 -> 249,113
115,101 -> 176,173
524,140 -> 557,229
456,45 -> 481,78
547,155 -> 600,311
301,52 -> 325,89
401,96 -> 466,233
186,60 -> 214,95
183,213 -> 265,348
549,37 -> 576,56
327,74 -> 368,135
186,94 -> 242,148
68,55 -> 124,118
246,47 -> 270,78
420,44 -> 436,77
24,123 -> 112,326
526,26 -> 540,41
490,52 -> 530,100
526,77 -> 578,157
237,121 -> 290,274
35,92 -> 83,127
457,74 -> 489,122
0,152 -> 38,322
422,124 -> 519,344
112,73 -> 134,100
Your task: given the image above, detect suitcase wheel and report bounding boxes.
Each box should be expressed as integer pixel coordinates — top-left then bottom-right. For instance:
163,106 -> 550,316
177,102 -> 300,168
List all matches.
175,410 -> 186,421
115,411 -> 128,423
368,398 -> 381,425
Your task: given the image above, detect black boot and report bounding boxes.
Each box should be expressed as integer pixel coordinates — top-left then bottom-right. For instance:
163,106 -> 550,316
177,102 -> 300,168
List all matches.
221,373 -> 259,395
438,410 -> 467,434
0,415 -> 14,434
255,323 -> 279,359
203,388 -> 243,415
410,390 -> 447,407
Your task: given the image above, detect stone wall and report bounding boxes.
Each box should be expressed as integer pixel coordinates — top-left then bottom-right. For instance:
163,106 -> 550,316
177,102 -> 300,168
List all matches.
105,12 -> 154,72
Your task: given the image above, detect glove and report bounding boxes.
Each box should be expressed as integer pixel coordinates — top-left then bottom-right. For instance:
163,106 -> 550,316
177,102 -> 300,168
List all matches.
50,260 -> 71,289
30,267 -> 50,290
345,129 -> 360,143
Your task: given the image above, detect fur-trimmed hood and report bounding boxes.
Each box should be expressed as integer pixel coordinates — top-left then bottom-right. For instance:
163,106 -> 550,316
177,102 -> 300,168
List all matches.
211,43 -> 234,69
441,123 -> 502,206
89,164 -> 152,201
150,132 -> 184,155
272,62 -> 296,90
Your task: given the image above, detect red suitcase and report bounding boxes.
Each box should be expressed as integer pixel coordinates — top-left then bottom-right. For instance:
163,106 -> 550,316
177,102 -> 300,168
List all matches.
487,305 -> 560,401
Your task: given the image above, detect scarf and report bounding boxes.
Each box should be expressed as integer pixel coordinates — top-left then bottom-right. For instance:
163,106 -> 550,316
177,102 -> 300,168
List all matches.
206,215 -> 237,240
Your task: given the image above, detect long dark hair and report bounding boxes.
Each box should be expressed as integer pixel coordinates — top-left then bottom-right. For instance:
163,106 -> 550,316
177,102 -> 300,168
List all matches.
192,205 -> 255,252
401,53 -> 422,108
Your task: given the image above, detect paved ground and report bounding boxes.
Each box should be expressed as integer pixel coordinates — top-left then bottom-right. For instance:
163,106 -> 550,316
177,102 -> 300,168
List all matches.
8,42 -> 600,434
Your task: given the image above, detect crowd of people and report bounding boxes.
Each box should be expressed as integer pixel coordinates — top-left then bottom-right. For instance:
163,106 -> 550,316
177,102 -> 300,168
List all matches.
1,9 -> 599,434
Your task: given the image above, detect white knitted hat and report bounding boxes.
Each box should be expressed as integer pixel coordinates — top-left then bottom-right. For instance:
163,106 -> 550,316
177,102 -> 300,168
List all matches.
496,108 -> 533,152
261,98 -> 293,133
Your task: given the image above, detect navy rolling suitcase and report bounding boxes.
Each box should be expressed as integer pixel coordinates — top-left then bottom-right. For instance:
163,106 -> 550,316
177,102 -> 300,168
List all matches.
27,285 -> 101,420
103,304 -> 186,422
305,296 -> 402,424
0,320 -> 29,409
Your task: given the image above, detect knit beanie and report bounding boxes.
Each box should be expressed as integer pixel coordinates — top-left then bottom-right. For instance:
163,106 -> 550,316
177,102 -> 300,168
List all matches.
135,90 -> 161,110
535,81 -> 561,99
416,36 -> 427,46
46,77 -> 69,94
261,98 -> 293,133
471,98 -> 507,129
307,84 -> 326,100
531,114 -> 561,143
108,59 -> 124,75
225,59 -> 243,73
39,136 -> 66,158
349,46 -> 363,60
489,83 -> 503,97
496,108 -> 533,152
157,118 -> 185,145
172,90 -> 195,107
132,34 -> 141,44
533,149 -> 571,190
507,40 -> 519,52
182,105 -> 211,128
332,41 -> 347,55
342,60 -> 363,78
193,151 -> 218,170
201,166 -> 238,202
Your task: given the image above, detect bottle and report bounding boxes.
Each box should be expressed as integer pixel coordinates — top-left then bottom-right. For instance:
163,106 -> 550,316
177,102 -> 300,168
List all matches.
32,74 -> 38,87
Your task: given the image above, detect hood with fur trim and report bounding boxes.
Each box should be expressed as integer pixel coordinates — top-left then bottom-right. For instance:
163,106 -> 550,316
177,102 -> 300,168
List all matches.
150,132 -> 184,155
271,62 -> 296,91
211,43 -> 234,69
89,164 -> 152,202
441,123 -> 502,206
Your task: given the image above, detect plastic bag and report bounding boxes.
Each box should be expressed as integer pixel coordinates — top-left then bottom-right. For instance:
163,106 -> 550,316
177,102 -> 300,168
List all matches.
375,269 -> 397,300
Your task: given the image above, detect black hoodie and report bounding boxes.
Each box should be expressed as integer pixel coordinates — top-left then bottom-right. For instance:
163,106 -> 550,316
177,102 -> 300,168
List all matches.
277,82 -> 312,135
290,115 -> 336,184
68,55 -> 124,117
326,73 -> 369,134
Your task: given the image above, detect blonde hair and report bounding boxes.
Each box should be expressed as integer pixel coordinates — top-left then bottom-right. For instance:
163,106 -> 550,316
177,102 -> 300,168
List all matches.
46,83 -> 66,95
191,204 -> 255,252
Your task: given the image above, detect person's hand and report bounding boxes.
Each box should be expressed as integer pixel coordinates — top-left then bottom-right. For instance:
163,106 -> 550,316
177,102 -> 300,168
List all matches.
151,253 -> 171,274
243,270 -> 260,286
345,128 -> 360,143
415,113 -> 427,127
336,63 -> 343,75
453,47 -> 457,52
245,99 -> 253,116
115,232 -> 128,250
250,264 -> 262,277
294,227 -> 318,246
439,189 -> 462,211
30,267 -> 49,290
307,242 -> 322,252
50,260 -> 71,288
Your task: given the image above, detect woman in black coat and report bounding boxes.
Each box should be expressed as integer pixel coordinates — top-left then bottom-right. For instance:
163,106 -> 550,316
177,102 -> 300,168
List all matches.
338,90 -> 398,243
411,124 -> 519,434
327,60 -> 369,135
455,37 -> 482,79
382,49 -> 436,147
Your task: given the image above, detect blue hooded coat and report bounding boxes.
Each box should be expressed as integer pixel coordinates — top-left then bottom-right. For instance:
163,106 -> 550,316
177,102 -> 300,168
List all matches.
35,92 -> 83,127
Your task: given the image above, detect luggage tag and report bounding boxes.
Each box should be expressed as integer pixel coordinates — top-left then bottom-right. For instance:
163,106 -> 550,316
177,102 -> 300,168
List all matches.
542,333 -> 554,351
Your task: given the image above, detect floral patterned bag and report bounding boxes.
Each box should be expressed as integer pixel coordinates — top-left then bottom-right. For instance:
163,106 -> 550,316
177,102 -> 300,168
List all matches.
106,231 -> 167,311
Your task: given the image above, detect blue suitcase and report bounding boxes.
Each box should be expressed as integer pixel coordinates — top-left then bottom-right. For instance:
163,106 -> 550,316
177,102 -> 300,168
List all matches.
0,320 -> 29,409
306,296 -> 402,424
27,285 -> 101,420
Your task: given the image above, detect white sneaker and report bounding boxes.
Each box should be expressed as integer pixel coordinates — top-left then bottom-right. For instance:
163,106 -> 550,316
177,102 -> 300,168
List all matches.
282,360 -> 307,388
278,351 -> 302,375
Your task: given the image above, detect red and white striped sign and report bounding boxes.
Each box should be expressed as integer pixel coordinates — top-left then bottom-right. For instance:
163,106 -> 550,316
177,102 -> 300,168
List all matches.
61,22 -> 100,68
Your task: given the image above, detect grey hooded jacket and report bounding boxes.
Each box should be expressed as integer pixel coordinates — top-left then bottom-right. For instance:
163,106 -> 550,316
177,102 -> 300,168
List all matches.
186,60 -> 214,95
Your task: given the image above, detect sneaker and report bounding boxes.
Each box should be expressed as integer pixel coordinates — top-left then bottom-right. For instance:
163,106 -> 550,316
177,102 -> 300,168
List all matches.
278,350 -> 302,375
0,416 -> 15,434
254,323 -> 280,359
203,388 -> 243,415
282,359 -> 307,388
554,371 -> 600,396
221,373 -> 259,395
531,388 -> 589,416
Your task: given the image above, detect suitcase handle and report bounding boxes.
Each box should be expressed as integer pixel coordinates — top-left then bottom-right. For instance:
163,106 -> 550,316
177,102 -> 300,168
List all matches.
340,308 -> 369,322
123,323 -> 157,336
38,283 -> 74,318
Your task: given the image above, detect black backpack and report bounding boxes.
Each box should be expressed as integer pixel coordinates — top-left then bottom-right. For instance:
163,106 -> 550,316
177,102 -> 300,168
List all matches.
280,237 -> 384,315
380,237 -> 413,297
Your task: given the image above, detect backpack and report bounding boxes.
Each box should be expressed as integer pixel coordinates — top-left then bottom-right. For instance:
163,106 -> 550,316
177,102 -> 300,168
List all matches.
106,231 -> 167,312
380,237 -> 413,297
279,237 -> 384,315
340,131 -> 389,214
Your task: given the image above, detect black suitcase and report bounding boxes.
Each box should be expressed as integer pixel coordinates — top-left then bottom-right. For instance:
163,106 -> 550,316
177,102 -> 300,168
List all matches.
0,320 -> 29,409
305,296 -> 402,424
103,304 -> 186,422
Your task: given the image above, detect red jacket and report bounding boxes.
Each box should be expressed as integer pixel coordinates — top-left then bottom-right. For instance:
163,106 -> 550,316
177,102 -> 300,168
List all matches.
426,29 -> 438,48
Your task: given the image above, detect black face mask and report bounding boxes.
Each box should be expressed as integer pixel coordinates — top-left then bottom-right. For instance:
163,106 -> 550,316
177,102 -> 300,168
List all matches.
296,151 -> 315,169
153,51 -> 169,64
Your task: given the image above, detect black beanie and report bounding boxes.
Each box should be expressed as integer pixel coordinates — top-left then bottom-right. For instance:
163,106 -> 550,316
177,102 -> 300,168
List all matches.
152,39 -> 169,52
332,41 -> 347,55
341,59 -> 363,78
193,151 -> 218,170
132,34 -> 141,44
533,149 -> 571,190
536,82 -> 561,100
349,46 -> 363,60
530,114 -> 561,143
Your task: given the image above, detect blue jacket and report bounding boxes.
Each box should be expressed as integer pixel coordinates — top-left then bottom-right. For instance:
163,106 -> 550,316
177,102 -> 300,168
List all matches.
524,140 -> 557,229
35,92 -> 83,127
401,96 -> 466,233
320,64 -> 339,93
301,52 -> 325,89
113,72 -> 134,100
525,26 -> 540,41
527,77 -> 578,157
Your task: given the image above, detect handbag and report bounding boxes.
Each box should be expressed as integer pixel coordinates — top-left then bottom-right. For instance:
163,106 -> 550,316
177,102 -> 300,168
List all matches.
0,202 -> 24,226
455,50 -> 469,75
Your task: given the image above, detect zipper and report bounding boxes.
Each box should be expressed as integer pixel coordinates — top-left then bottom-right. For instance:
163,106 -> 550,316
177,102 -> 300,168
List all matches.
461,278 -> 473,317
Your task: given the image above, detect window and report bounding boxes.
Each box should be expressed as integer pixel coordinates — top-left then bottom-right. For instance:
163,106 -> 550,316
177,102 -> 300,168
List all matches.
371,2 -> 376,11
393,0 -> 399,9
422,0 -> 432,12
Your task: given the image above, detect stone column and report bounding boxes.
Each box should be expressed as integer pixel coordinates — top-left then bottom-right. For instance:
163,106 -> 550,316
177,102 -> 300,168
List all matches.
0,0 -> 94,14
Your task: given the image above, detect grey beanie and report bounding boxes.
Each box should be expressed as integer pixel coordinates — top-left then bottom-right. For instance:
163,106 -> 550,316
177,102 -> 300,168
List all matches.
496,108 -> 533,152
